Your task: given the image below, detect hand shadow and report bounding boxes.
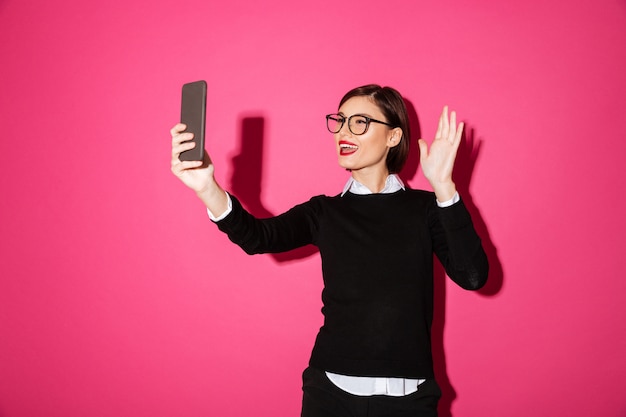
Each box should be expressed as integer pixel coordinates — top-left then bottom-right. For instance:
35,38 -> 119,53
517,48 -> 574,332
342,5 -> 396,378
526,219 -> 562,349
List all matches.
401,101 -> 504,417
228,116 -> 319,263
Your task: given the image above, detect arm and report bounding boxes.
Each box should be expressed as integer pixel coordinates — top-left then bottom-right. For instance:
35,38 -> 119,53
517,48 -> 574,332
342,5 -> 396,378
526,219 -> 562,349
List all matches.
419,107 -> 488,289
430,198 -> 489,290
217,195 -> 319,255
170,123 -> 318,254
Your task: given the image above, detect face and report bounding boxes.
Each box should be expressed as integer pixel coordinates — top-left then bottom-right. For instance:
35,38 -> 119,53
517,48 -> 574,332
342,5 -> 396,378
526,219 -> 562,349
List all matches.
334,96 -> 400,176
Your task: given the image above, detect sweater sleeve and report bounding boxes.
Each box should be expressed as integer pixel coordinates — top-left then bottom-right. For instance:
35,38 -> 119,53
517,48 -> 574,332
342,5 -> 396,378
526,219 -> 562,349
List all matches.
215,195 -> 320,255
430,198 -> 489,290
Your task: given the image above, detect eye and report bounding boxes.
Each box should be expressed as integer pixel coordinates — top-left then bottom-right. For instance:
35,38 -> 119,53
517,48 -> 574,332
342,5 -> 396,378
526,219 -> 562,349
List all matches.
353,117 -> 368,125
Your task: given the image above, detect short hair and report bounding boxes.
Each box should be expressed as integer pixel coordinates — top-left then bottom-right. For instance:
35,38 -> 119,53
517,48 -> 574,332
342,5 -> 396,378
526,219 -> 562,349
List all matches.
338,84 -> 411,174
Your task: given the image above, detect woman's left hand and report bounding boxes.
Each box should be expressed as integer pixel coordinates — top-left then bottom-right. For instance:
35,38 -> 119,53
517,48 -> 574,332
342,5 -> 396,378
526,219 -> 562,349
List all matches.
418,106 -> 463,202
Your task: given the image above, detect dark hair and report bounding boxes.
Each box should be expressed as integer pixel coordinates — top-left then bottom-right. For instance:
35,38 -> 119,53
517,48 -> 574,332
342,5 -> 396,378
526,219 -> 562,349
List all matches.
338,84 -> 411,174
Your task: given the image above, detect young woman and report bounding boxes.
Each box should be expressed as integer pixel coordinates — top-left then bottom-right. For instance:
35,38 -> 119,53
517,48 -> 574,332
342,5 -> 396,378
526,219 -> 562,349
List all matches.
170,84 -> 488,417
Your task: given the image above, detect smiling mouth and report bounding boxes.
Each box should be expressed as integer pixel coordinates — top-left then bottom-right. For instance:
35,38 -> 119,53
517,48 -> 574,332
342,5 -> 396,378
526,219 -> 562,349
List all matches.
339,143 -> 358,155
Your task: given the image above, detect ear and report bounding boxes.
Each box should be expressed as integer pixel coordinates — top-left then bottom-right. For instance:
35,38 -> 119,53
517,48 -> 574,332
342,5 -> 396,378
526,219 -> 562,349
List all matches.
387,127 -> 403,148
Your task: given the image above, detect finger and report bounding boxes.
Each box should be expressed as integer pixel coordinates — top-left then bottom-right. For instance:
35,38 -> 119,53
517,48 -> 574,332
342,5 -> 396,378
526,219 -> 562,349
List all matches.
440,106 -> 449,139
455,122 -> 464,143
435,109 -> 444,138
181,160 -> 204,169
171,139 -> 196,161
449,110 -> 457,142
417,139 -> 428,160
170,123 -> 187,136
172,156 -> 203,171
172,137 -> 196,152
172,131 -> 194,147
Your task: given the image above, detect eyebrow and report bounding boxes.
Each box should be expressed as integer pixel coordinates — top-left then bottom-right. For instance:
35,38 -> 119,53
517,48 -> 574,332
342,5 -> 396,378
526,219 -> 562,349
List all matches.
337,112 -> 375,118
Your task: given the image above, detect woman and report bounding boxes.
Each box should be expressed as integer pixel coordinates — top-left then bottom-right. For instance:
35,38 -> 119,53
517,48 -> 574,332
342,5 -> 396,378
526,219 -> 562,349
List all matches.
170,84 -> 488,417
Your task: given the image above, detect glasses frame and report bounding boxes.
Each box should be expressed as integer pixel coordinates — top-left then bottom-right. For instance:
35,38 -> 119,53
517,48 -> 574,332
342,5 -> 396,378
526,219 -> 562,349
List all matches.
325,113 -> 395,136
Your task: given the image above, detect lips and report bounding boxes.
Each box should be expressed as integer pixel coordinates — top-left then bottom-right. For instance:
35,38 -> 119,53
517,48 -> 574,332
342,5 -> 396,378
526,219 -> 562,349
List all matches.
339,140 -> 358,155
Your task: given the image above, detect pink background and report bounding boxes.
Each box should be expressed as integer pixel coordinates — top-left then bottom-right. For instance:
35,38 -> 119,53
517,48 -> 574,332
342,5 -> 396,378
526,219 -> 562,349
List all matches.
1,0 -> 626,416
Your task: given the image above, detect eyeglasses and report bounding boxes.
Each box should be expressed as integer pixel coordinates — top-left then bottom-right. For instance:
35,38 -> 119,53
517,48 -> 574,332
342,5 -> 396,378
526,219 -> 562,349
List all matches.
325,113 -> 395,135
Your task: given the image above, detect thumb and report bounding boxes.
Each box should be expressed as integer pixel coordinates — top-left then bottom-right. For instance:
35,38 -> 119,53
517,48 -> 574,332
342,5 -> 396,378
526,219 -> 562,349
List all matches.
417,139 -> 428,160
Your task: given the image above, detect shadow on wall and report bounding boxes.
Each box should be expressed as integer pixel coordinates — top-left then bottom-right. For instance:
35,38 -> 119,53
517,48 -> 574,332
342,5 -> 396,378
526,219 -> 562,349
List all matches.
229,116 -> 319,263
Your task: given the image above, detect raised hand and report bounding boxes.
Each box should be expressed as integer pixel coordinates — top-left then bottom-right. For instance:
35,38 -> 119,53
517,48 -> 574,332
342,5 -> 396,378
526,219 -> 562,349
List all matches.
417,106 -> 463,202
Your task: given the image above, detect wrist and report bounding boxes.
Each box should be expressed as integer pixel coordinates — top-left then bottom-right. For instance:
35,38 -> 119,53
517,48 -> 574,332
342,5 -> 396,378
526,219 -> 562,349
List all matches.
431,181 -> 457,202
196,181 -> 229,217
195,181 -> 221,201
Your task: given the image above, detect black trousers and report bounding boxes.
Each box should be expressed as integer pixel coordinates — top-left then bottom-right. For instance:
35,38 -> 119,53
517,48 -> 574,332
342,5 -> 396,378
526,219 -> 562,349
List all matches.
301,367 -> 441,417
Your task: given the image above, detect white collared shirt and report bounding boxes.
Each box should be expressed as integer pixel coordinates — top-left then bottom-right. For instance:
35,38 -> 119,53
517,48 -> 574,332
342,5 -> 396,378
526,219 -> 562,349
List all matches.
340,173 -> 405,196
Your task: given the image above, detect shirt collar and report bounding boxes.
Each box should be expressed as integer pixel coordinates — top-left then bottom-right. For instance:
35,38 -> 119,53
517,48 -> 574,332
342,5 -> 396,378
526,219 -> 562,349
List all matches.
341,174 -> 405,196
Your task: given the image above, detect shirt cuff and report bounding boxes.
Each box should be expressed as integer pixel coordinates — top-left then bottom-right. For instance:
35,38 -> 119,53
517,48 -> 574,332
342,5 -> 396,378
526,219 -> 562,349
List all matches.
436,191 -> 460,208
207,192 -> 233,221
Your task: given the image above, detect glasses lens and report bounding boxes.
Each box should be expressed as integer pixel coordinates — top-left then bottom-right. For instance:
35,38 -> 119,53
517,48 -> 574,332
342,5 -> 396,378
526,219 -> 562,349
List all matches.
349,116 -> 369,135
326,115 -> 344,133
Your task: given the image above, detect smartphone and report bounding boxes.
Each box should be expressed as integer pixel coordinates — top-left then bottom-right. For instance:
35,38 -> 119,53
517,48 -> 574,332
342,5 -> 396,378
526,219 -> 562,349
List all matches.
179,80 -> 207,161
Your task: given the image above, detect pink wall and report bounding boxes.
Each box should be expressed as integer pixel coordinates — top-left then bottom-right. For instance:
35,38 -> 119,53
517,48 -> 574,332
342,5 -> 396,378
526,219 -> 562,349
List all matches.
1,0 -> 625,416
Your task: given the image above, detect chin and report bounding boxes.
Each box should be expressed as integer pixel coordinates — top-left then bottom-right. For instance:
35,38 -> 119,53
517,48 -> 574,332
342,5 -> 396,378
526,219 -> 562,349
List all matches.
337,160 -> 354,171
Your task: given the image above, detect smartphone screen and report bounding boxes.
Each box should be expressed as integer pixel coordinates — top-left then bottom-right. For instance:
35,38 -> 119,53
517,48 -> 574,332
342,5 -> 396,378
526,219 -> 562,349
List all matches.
179,80 -> 207,161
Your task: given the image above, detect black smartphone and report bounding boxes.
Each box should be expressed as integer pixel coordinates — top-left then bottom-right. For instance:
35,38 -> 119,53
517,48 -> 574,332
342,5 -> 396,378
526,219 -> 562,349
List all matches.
179,80 -> 207,161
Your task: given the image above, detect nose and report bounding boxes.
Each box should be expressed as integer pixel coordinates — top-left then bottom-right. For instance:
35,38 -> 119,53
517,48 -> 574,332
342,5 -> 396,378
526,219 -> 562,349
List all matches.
337,120 -> 352,136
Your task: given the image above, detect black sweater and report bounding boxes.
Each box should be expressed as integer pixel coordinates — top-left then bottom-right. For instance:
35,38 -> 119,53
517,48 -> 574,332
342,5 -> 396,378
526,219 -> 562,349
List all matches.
216,189 -> 488,379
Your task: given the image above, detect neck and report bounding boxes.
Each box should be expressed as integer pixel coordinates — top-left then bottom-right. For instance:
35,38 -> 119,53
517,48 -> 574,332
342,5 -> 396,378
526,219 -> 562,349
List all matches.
351,168 -> 391,193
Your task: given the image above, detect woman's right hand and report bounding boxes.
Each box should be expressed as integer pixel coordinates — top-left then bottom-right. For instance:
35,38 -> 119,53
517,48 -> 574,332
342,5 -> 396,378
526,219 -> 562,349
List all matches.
170,123 -> 214,194
170,123 -> 230,217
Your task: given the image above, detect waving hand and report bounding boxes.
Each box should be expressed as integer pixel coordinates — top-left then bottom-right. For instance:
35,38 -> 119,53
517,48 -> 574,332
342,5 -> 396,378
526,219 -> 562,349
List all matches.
417,106 -> 463,202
